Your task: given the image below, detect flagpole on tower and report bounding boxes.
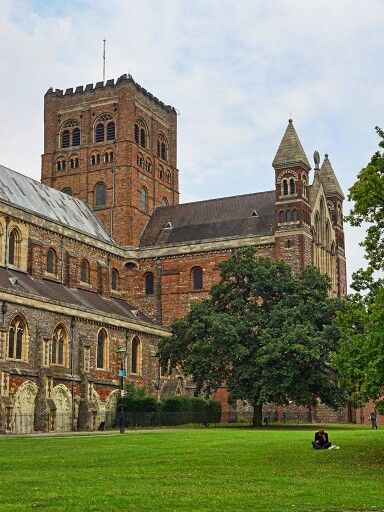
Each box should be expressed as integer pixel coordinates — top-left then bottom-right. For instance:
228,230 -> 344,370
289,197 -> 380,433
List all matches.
103,39 -> 106,84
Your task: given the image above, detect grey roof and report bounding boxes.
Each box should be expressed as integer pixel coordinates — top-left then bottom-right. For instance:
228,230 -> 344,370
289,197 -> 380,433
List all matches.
140,191 -> 276,247
319,155 -> 345,199
272,120 -> 311,170
0,164 -> 113,243
0,267 -> 156,326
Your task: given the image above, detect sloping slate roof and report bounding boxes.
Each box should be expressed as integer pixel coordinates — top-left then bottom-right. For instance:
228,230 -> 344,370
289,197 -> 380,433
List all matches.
319,155 -> 345,199
0,267 -> 155,326
272,120 -> 311,170
0,164 -> 113,243
140,190 -> 276,247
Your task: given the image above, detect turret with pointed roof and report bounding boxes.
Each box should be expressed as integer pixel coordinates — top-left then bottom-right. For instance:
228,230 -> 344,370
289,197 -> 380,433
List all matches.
272,119 -> 311,170
319,154 -> 344,200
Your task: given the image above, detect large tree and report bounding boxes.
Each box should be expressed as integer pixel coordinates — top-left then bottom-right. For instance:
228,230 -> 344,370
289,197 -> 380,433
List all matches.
334,127 -> 384,410
158,248 -> 342,426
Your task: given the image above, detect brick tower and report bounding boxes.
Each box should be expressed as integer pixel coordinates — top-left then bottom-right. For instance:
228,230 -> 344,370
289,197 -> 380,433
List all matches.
272,119 -> 313,271
41,74 -> 179,247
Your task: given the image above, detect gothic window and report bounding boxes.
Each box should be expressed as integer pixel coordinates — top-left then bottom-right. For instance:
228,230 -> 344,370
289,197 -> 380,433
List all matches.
46,249 -> 56,274
107,122 -> 115,141
131,336 -> 141,374
325,221 -> 331,250
72,128 -> 80,146
192,267 -> 203,290
140,128 -> 146,148
95,182 -> 106,207
146,160 -> 152,172
8,315 -> 28,361
62,188 -> 72,196
137,153 -> 145,168
95,123 -> 104,142
8,227 -> 21,267
111,269 -> 119,291
158,166 -> 164,180
279,210 -> 286,223
289,178 -> 296,195
134,123 -> 139,144
80,259 -> 90,284
161,197 -> 169,207
51,324 -> 67,366
97,328 -> 108,369
144,272 -> 154,295
61,130 -> 70,148
139,187 -> 148,212
135,119 -> 147,148
157,133 -> 168,161
302,177 -> 307,198
165,171 -> 171,184
282,179 -> 288,196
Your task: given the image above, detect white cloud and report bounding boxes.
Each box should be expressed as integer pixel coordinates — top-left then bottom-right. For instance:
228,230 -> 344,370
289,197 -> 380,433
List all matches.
1,0 -> 383,287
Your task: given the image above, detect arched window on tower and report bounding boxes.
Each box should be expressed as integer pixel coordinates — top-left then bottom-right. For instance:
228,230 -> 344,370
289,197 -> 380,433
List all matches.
289,178 -> 296,195
107,122 -> 115,141
302,177 -> 307,198
131,336 -> 141,374
161,197 -> 169,207
97,328 -> 108,369
157,133 -> 168,161
95,123 -> 104,143
46,248 -> 56,274
144,272 -> 154,295
282,179 -> 288,196
8,315 -> 28,361
72,128 -> 80,146
192,267 -> 203,290
134,123 -> 139,144
51,324 -> 67,366
61,130 -> 70,148
139,187 -> 148,212
95,182 -> 106,207
80,259 -> 90,284
279,210 -> 286,223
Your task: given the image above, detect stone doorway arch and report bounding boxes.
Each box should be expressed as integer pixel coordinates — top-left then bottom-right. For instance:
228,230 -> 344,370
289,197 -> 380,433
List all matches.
13,380 -> 38,434
51,384 -> 72,432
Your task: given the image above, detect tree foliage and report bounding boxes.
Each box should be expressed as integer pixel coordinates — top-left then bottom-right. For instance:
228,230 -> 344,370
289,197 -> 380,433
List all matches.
158,248 -> 343,426
334,127 -> 384,412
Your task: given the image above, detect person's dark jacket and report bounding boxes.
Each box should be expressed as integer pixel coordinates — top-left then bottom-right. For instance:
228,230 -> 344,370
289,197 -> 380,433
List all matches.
314,431 -> 328,446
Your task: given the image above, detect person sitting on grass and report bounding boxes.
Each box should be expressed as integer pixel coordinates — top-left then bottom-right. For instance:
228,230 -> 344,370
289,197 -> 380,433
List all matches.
311,429 -> 339,449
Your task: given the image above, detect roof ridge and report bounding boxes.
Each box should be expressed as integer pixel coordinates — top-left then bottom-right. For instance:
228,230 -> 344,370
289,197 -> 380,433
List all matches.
165,189 -> 275,210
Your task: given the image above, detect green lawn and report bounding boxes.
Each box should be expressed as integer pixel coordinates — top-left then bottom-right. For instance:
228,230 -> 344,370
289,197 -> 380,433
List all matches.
0,425 -> 383,512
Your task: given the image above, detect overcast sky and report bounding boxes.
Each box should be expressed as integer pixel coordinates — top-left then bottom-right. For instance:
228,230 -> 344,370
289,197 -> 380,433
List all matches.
1,0 -> 383,286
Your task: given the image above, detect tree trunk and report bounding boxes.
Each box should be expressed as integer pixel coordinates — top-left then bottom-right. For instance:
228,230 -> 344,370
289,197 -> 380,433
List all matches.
252,403 -> 263,427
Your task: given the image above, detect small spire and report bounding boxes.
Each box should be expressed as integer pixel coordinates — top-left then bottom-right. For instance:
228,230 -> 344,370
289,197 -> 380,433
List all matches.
319,154 -> 344,199
272,120 -> 311,170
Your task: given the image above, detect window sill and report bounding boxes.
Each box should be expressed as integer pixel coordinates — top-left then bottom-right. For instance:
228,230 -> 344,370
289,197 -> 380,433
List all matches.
94,205 -> 107,210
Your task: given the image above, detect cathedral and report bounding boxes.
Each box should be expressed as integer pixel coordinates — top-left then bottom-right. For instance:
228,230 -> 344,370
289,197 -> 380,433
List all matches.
0,74 -> 346,434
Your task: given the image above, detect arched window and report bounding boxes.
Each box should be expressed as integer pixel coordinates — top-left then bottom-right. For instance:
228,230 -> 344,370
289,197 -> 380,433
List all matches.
192,267 -> 203,290
139,187 -> 148,212
161,197 -> 169,207
51,324 -> 67,366
46,249 -> 56,274
8,228 -> 21,267
146,160 -> 152,172
279,210 -> 286,223
289,178 -> 296,195
158,166 -> 164,180
97,328 -> 108,369
61,130 -> 70,148
325,221 -> 331,250
95,123 -> 105,143
62,188 -> 72,196
107,122 -> 115,141
140,128 -> 146,148
131,337 -> 141,374
286,210 -> 293,222
165,171 -> 171,184
111,269 -> 119,291
95,182 -> 106,207
157,133 -> 168,161
80,259 -> 90,284
137,154 -> 144,168
302,177 -> 307,198
282,179 -> 288,196
72,128 -> 80,146
134,123 -> 139,144
8,315 -> 28,360
144,272 -> 154,295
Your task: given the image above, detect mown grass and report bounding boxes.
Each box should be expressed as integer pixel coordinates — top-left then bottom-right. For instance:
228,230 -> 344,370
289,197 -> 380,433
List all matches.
0,425 -> 383,512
